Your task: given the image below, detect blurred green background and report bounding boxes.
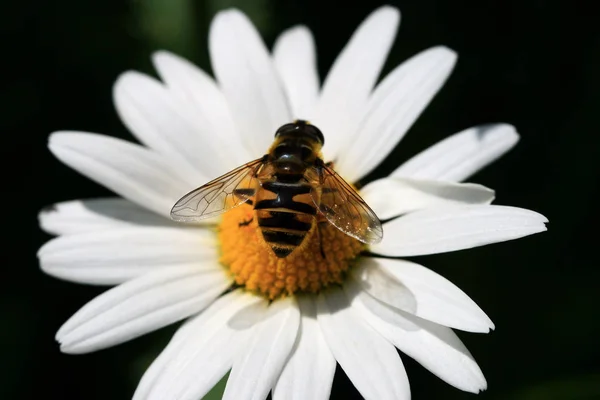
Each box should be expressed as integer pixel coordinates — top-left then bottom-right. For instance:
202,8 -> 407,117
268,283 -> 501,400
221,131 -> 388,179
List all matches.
12,0 -> 600,399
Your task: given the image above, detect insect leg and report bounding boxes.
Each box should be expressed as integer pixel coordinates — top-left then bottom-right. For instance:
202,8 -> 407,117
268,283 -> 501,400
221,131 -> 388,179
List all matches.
233,188 -> 255,203
233,187 -> 255,227
239,217 -> 254,227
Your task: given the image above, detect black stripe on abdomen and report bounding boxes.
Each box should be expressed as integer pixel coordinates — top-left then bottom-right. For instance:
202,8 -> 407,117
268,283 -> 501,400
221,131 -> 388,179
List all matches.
258,211 -> 312,231
273,247 -> 294,258
257,210 -> 313,258
255,200 -> 316,215
255,181 -> 316,215
255,180 -> 315,258
262,230 -> 305,246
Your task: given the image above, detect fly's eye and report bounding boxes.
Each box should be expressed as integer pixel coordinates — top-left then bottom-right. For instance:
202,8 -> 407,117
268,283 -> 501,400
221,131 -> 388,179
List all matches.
305,125 -> 324,145
300,146 -> 312,160
275,123 -> 296,137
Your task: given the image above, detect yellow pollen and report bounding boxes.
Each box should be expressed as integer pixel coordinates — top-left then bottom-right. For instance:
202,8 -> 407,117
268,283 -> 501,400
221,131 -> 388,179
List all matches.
218,204 -> 365,299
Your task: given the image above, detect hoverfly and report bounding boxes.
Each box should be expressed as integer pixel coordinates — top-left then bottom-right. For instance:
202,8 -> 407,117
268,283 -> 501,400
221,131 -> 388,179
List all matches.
170,120 -> 383,258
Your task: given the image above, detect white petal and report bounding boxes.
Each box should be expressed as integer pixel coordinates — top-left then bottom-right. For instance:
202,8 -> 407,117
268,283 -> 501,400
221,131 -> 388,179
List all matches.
38,198 -> 176,236
113,71 -> 219,180
48,132 -> 190,217
56,265 -> 230,354
361,177 -> 494,220
272,296 -> 335,400
372,205 -> 548,257
135,290 -> 261,400
209,9 -> 291,156
151,51 -> 251,169
223,297 -> 300,400
338,47 -> 456,181
273,26 -> 320,120
350,288 -> 487,393
38,227 -> 218,285
352,258 -> 493,332
317,288 -> 410,400
393,124 -> 520,182
314,6 -> 400,160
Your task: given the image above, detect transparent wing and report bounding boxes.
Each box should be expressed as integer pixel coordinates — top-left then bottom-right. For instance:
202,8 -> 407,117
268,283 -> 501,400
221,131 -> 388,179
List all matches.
170,158 -> 264,222
309,164 -> 383,244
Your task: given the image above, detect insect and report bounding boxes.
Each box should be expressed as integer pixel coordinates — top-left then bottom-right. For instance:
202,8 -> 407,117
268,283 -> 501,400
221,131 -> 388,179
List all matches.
170,120 -> 383,258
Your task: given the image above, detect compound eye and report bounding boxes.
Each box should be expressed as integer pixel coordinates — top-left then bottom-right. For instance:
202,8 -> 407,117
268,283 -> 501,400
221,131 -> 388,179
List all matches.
275,123 -> 296,137
301,146 -> 312,160
306,125 -> 324,145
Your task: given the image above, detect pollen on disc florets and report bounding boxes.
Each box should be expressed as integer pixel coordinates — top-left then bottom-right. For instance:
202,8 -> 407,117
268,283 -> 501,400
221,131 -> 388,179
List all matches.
218,204 -> 365,299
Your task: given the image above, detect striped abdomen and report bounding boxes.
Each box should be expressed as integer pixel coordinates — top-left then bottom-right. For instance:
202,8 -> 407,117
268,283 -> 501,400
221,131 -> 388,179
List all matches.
254,179 -> 317,258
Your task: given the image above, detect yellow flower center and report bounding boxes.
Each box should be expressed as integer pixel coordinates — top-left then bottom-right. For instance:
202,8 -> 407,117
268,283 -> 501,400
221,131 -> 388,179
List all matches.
218,204 -> 365,299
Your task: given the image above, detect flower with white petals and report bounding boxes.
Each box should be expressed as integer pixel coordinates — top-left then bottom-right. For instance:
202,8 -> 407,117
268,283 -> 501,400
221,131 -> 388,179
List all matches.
39,6 -> 547,400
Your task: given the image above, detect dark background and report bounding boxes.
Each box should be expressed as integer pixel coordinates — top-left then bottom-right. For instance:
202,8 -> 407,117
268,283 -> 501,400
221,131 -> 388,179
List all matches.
9,0 -> 600,399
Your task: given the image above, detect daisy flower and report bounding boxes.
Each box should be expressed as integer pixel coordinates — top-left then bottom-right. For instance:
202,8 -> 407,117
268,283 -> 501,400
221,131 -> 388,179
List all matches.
38,6 -> 548,400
